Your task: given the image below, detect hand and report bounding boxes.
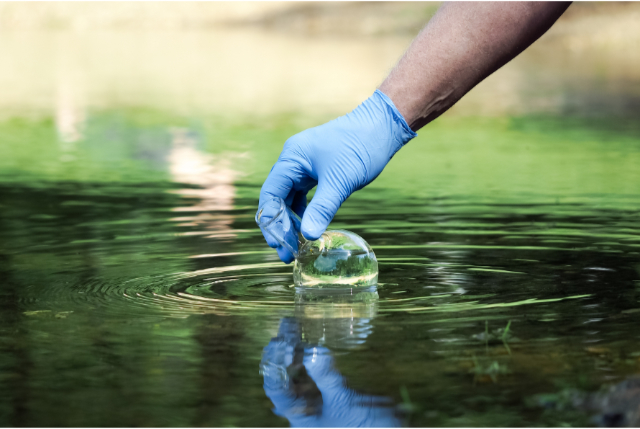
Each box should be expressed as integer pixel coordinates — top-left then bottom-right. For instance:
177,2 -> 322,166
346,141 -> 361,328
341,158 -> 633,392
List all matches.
261,319 -> 400,427
258,90 -> 416,263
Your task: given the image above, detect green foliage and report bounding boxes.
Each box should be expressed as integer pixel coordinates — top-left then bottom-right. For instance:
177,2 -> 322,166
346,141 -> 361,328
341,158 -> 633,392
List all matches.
470,356 -> 510,384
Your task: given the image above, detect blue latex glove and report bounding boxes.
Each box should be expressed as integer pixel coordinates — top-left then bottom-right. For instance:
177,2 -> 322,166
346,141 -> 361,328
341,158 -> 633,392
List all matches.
261,319 -> 400,427
258,90 -> 417,263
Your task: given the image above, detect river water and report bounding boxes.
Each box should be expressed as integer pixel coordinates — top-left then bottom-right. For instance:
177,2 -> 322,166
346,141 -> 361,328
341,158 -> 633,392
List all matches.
1,111 -> 640,427
2,6 -> 640,426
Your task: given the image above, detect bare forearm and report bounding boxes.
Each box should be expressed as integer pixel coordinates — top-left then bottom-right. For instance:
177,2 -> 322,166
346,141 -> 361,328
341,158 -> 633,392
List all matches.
379,1 -> 571,131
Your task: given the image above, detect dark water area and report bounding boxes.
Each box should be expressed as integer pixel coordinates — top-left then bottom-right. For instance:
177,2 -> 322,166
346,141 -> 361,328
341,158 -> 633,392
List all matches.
1,113 -> 640,427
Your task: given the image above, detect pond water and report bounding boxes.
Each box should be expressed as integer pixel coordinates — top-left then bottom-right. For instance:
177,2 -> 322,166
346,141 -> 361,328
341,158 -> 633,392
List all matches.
1,110 -> 640,427
2,3 -> 640,424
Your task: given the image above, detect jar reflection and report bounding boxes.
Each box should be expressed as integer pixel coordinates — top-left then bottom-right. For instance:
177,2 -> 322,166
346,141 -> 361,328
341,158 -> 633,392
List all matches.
260,288 -> 401,427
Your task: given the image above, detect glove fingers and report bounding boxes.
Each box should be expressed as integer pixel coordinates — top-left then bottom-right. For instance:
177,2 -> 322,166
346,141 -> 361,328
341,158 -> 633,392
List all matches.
258,161 -> 306,261
277,246 -> 295,264
301,182 -> 344,241
257,198 -> 287,249
258,220 -> 296,262
259,227 -> 280,249
291,190 -> 308,218
303,347 -> 351,404
259,160 -> 308,206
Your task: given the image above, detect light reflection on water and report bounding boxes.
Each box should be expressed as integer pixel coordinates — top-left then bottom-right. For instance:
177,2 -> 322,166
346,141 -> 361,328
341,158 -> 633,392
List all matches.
3,166 -> 640,426
1,5 -> 640,425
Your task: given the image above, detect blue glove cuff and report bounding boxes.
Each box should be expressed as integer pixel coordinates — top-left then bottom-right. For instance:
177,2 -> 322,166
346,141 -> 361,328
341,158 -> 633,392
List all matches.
373,89 -> 418,145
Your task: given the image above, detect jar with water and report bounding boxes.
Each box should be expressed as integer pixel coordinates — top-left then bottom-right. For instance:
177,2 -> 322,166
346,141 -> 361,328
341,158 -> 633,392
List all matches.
256,197 -> 378,289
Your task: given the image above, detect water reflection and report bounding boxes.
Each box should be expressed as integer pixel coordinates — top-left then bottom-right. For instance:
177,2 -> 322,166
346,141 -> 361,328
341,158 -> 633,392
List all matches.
168,127 -> 244,238
55,75 -> 85,161
0,41 -> 640,424
261,289 -> 400,427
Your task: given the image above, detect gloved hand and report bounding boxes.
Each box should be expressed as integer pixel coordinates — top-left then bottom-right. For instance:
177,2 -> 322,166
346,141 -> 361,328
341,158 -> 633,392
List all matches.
261,318 -> 400,427
258,89 -> 417,263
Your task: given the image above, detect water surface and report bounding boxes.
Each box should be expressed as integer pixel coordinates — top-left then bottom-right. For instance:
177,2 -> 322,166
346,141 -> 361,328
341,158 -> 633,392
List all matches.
1,111 -> 640,426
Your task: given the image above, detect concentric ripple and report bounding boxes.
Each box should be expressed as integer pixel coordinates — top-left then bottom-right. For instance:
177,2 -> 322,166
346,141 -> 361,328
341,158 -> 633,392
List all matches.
12,192 -> 640,322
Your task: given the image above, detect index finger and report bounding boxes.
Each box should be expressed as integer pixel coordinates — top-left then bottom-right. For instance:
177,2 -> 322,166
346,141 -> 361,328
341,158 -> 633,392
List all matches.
259,160 -> 299,207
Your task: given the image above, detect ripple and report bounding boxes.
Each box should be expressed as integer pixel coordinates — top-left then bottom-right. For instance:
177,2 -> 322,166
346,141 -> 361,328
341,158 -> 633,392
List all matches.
19,256 -> 597,321
10,190 -> 640,324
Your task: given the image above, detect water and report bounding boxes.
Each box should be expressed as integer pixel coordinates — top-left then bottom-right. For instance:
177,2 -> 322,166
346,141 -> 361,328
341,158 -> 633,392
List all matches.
1,112 -> 640,427
2,6 -> 640,425
295,249 -> 378,288
294,230 -> 378,289
257,198 -> 379,289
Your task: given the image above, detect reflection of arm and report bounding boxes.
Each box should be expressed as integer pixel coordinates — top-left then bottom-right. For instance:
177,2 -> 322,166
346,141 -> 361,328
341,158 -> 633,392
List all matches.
262,318 -> 400,427
380,1 -> 571,131
263,346 -> 400,428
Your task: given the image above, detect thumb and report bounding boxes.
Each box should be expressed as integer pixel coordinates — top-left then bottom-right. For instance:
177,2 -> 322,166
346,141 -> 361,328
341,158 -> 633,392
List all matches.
301,182 -> 344,241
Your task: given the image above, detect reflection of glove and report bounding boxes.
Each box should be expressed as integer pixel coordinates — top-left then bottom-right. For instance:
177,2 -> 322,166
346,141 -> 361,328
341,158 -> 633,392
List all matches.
260,318 -> 301,390
258,90 -> 417,263
261,322 -> 400,427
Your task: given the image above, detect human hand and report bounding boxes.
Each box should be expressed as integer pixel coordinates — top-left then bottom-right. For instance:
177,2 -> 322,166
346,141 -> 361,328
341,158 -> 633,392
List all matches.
258,90 -> 416,263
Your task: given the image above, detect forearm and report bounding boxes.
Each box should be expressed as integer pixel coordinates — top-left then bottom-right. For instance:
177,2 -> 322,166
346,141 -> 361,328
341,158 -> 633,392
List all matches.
379,1 -> 571,131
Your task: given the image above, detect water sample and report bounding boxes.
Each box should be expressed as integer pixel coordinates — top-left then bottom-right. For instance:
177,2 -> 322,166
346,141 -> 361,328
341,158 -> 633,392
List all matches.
293,230 -> 378,288
256,197 -> 378,289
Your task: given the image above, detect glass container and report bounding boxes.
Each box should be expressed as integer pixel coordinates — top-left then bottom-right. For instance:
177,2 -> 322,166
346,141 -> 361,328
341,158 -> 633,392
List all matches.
256,197 -> 378,289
